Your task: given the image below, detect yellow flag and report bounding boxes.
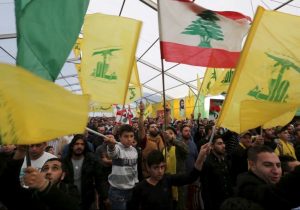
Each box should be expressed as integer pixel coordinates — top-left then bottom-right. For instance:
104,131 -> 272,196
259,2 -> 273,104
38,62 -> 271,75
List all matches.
217,7 -> 300,133
200,68 -> 234,96
0,64 -> 89,145
73,38 -> 83,86
185,95 -> 195,118
90,102 -> 113,113
125,62 -> 142,104
81,14 -> 142,104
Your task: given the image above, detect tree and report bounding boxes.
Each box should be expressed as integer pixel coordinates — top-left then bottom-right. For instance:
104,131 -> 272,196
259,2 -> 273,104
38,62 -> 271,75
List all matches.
182,10 -> 224,48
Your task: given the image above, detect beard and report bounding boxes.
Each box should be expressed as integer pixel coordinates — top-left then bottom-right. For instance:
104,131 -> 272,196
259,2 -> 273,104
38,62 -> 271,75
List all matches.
149,130 -> 159,137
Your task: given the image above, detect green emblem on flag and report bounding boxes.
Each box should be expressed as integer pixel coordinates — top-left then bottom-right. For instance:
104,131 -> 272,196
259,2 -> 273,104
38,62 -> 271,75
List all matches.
248,53 -> 300,103
207,68 -> 217,90
221,69 -> 234,84
91,48 -> 120,80
129,87 -> 136,100
182,10 -> 224,48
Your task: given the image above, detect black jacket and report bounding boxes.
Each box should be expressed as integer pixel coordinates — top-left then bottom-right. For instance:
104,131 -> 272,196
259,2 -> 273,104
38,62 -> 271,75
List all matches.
236,166 -> 300,210
0,159 -> 79,210
63,152 -> 104,210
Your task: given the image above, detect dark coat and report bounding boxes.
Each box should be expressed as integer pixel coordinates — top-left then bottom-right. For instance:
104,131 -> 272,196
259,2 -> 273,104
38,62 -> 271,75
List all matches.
236,166 -> 300,210
63,152 -> 104,210
0,159 -> 79,210
200,153 -> 233,210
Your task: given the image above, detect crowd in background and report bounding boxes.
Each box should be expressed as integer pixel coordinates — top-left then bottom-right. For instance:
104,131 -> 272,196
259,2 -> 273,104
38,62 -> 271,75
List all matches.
1,106 -> 300,210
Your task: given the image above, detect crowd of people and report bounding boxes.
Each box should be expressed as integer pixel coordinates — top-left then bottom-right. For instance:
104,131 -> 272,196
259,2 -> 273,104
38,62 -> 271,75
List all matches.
1,103 -> 300,210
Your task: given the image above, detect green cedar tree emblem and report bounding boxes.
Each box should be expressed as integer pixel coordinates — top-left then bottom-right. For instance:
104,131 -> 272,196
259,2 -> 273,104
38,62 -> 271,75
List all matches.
91,48 -> 120,80
248,53 -> 300,103
182,10 -> 224,48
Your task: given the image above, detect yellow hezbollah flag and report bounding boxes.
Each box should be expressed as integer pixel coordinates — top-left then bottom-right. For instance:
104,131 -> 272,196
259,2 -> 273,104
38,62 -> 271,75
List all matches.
217,7 -> 300,133
0,64 -> 89,145
81,14 -> 142,104
125,62 -> 142,104
90,102 -> 113,113
200,68 -> 234,96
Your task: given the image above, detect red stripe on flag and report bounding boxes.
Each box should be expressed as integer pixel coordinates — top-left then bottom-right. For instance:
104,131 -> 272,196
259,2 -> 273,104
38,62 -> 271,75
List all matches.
216,11 -> 252,21
160,41 -> 240,68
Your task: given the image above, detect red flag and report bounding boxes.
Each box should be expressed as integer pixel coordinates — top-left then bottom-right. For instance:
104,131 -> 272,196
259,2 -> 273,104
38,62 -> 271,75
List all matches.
158,0 -> 251,68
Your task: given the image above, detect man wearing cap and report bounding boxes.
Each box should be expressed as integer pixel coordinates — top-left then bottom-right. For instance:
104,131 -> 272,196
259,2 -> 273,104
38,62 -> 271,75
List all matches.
275,126 -> 296,159
230,131 -> 253,184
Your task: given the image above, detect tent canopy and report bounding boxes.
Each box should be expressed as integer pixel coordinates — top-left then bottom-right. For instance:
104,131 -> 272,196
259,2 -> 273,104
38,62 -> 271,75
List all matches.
1,0 -> 299,104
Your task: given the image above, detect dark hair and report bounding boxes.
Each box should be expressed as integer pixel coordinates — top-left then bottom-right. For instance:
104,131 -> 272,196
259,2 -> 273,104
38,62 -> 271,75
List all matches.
212,135 -> 223,144
68,134 -> 89,158
220,197 -> 264,210
118,124 -> 134,136
147,122 -> 157,129
247,146 -> 274,162
43,158 -> 66,172
166,126 -> 177,135
275,125 -> 288,135
146,150 -> 165,167
45,145 -> 54,152
180,124 -> 190,132
279,155 -> 297,173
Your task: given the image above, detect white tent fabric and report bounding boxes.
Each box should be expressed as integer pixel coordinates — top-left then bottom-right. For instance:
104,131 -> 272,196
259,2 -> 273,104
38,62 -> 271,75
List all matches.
1,0 -> 300,103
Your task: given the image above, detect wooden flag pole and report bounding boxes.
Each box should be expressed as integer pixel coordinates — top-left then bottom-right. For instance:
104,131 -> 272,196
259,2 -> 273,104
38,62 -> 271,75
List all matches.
86,127 -> 108,139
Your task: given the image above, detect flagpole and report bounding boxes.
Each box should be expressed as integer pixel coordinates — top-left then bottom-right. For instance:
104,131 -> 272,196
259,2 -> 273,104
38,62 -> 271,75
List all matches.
160,58 -> 167,130
192,75 -> 205,117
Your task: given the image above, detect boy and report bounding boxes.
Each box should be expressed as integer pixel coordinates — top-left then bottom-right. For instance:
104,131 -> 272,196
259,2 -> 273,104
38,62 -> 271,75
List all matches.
128,143 -> 211,210
105,124 -> 138,210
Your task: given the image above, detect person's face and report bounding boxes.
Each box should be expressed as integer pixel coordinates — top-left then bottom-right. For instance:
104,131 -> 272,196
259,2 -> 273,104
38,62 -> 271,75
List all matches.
132,122 -> 138,130
198,126 -> 205,135
264,128 -> 275,139
180,100 -> 184,108
253,135 -> 264,146
287,125 -> 294,134
249,152 -> 282,184
97,126 -> 106,134
165,129 -> 176,141
240,134 -> 253,148
278,130 -> 290,141
29,143 -> 46,160
47,147 -> 55,155
41,160 -> 65,185
181,126 -> 191,140
72,139 -> 85,156
149,124 -> 159,137
1,144 -> 16,154
148,162 -> 166,182
120,131 -> 134,148
212,138 -> 226,155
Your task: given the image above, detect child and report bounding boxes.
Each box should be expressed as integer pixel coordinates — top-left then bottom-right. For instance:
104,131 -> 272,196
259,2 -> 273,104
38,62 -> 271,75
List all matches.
105,124 -> 138,210
128,143 -> 211,210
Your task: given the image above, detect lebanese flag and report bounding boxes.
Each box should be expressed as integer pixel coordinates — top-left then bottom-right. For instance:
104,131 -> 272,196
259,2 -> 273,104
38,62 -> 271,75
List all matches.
158,0 -> 251,68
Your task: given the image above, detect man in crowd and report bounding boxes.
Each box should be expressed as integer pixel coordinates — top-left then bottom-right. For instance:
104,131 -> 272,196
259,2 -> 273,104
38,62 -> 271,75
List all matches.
63,134 -> 103,210
235,146 -> 300,210
0,147 -> 79,210
201,135 -> 233,210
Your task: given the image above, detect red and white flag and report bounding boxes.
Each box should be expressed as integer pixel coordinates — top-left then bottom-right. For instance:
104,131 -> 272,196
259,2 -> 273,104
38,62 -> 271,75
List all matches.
158,0 -> 251,68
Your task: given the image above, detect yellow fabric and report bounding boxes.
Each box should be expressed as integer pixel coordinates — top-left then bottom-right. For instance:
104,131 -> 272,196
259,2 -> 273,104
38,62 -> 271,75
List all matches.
275,139 -> 296,159
81,14 -> 142,104
163,146 -> 178,201
90,102 -> 113,113
137,104 -> 153,118
200,68 -> 233,96
0,64 -> 89,145
73,38 -> 83,86
125,62 -> 142,104
217,7 -> 300,133
185,95 -> 194,119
